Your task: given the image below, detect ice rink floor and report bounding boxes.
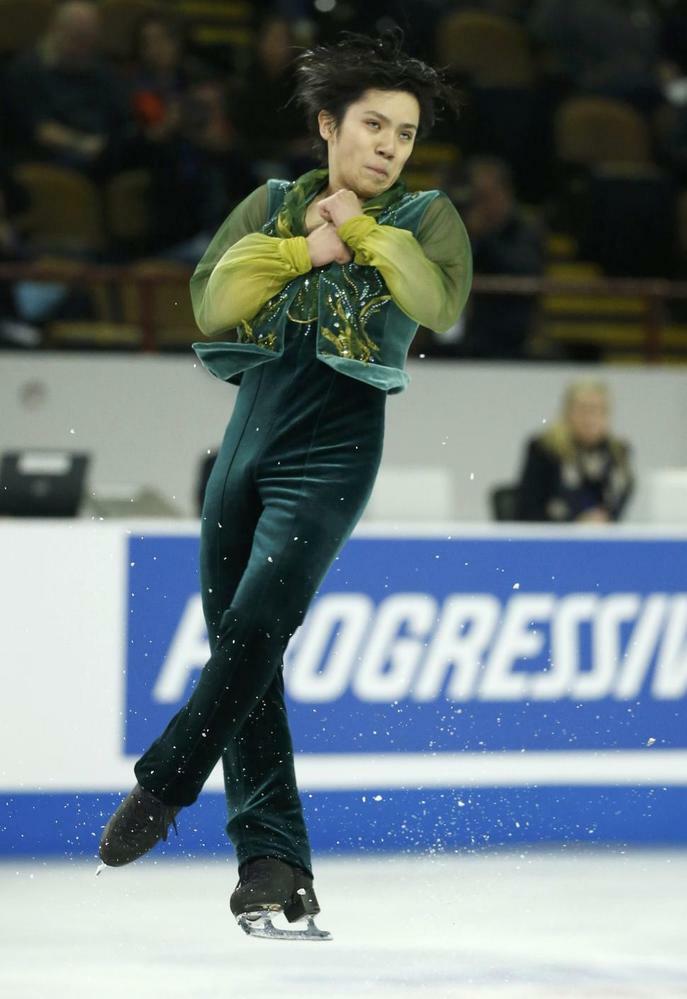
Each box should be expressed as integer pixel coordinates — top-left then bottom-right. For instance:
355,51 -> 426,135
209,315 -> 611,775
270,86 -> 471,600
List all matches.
1,850 -> 685,999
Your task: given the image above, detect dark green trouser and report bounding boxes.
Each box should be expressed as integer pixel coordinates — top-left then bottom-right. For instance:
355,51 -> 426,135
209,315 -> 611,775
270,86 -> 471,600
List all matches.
135,322 -> 386,875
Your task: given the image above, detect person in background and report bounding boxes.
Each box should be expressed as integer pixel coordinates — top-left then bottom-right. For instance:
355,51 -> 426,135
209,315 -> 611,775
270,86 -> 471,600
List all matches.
0,173 -> 41,348
126,12 -> 207,146
229,13 -> 311,176
2,0 -> 130,176
529,0 -> 662,114
124,12 -> 255,258
516,380 -> 634,522
459,156 -> 543,359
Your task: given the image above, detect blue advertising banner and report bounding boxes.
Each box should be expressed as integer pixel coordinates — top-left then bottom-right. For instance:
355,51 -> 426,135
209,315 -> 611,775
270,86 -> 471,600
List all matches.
125,534 -> 687,760
3,526 -> 687,858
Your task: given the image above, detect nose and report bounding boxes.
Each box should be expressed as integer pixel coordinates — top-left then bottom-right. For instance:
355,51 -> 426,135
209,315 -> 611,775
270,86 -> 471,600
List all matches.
376,133 -> 396,160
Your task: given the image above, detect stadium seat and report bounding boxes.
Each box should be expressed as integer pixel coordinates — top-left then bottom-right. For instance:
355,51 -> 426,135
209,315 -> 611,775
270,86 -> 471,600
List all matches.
435,11 -> 535,88
121,260 -> 197,350
170,0 -> 253,60
99,0 -> 165,61
364,466 -> 454,521
105,169 -> 152,249
434,12 -> 539,197
489,484 -> 521,521
13,163 -> 105,254
0,0 -> 56,56
554,97 -> 651,168
403,142 -> 461,192
580,164 -> 676,278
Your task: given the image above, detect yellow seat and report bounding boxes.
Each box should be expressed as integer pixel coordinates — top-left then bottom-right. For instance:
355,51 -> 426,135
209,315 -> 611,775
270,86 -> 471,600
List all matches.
0,0 -> 56,56
435,11 -> 535,87
122,260 -> 196,349
99,0 -> 165,61
105,169 -> 152,246
169,0 -> 253,53
28,257 -> 141,348
404,142 -> 461,191
14,163 -> 105,254
46,320 -> 143,348
554,97 -> 651,167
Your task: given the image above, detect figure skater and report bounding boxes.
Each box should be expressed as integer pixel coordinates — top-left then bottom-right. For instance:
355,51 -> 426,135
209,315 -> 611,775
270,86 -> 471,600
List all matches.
99,27 -> 472,941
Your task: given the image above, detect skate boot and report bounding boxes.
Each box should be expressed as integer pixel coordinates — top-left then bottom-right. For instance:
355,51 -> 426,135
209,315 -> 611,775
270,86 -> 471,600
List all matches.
230,857 -> 331,941
98,783 -> 181,867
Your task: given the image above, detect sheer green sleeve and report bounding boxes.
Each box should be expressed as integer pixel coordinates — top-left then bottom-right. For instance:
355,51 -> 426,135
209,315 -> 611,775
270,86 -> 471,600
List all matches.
190,184 -> 312,337
337,193 -> 472,332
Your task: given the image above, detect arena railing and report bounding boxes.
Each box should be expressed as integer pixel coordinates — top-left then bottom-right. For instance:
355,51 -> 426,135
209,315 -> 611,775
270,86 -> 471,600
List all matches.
1,262 -> 687,360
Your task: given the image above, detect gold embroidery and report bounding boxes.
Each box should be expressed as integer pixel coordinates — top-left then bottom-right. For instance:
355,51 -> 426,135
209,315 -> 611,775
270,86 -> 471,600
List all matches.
287,275 -> 319,324
360,294 -> 392,323
320,295 -> 380,362
251,171 -> 413,365
236,319 -> 277,351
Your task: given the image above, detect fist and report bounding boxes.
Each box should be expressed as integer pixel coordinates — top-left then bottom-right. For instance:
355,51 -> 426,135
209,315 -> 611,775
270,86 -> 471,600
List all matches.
305,221 -> 353,268
317,189 -> 363,228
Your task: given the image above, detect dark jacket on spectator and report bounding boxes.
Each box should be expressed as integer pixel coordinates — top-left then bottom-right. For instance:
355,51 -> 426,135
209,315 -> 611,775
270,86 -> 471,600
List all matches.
462,210 -> 543,358
3,46 -> 129,171
517,429 -> 634,521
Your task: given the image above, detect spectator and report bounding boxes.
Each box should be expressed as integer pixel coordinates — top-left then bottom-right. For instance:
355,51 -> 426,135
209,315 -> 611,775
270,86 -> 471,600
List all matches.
126,13 -> 207,146
2,1 -> 131,176
148,74 -> 257,259
459,157 -> 543,359
122,13 -> 255,258
529,0 -> 662,113
516,380 -> 634,522
0,175 -> 41,348
229,14 -> 310,176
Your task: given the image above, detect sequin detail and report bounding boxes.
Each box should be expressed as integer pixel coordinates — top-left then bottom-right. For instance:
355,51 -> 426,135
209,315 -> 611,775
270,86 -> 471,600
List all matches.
235,278 -> 292,351
318,268 -> 388,362
254,170 -> 412,365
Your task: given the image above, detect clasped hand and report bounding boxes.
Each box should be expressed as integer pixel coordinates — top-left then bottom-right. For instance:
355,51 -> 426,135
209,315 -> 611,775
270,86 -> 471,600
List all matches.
305,189 -> 363,268
317,189 -> 362,228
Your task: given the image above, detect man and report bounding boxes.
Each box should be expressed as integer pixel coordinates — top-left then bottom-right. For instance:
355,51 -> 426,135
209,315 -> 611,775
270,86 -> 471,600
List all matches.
460,156 -> 543,359
3,1 -> 130,175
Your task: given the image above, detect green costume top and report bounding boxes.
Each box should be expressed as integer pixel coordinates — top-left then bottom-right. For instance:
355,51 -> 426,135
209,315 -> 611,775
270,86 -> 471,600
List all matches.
191,167 -> 472,394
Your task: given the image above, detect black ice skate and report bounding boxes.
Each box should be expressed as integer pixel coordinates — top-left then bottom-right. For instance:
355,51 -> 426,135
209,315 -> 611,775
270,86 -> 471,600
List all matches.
98,783 -> 181,867
230,857 -> 331,941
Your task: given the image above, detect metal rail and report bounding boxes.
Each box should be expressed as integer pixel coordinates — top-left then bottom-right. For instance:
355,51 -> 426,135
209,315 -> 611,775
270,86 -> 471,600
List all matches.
2,262 -> 687,358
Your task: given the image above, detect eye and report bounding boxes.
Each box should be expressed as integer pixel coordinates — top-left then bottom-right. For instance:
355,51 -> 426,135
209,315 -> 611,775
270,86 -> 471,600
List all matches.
401,132 -> 414,141
366,120 -> 380,129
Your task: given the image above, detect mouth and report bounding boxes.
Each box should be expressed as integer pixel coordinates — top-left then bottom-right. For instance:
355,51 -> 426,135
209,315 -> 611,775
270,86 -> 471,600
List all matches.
365,165 -> 389,178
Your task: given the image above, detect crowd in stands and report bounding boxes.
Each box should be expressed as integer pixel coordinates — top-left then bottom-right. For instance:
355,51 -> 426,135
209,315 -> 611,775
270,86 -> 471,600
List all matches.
3,0 -> 687,359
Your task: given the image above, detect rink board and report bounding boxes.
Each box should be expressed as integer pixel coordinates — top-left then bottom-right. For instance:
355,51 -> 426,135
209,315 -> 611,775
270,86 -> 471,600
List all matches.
1,521 -> 686,857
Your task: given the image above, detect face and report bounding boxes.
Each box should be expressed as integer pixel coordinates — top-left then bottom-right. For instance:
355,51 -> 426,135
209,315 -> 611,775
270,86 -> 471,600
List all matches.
319,88 -> 420,200
54,10 -> 101,66
566,389 -> 610,446
139,21 -> 180,72
258,18 -> 292,72
469,166 -> 512,225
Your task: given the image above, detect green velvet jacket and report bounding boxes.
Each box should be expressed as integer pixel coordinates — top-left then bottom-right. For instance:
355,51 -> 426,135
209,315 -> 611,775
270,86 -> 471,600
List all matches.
191,167 -> 472,394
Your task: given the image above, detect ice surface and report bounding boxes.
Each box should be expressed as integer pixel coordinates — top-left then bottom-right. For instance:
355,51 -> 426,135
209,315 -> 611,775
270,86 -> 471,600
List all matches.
1,851 -> 686,998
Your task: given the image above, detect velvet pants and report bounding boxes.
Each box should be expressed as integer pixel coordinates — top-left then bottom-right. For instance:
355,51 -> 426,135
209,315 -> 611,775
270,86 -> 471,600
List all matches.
134,323 -> 386,875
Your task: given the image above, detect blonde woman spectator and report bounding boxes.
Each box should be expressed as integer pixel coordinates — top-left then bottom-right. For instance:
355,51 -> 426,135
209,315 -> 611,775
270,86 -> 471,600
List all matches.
516,381 -> 634,522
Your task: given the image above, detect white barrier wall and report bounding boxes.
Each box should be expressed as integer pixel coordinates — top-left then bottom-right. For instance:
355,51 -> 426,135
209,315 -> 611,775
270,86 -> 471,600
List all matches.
2,354 -> 687,519
2,520 -> 686,858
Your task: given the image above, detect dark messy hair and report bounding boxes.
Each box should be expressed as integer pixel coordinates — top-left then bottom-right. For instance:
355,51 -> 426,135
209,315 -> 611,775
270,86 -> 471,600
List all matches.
292,27 -> 461,163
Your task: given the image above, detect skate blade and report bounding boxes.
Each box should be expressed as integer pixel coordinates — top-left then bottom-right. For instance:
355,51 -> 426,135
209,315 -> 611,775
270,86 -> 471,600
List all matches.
237,911 -> 332,942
